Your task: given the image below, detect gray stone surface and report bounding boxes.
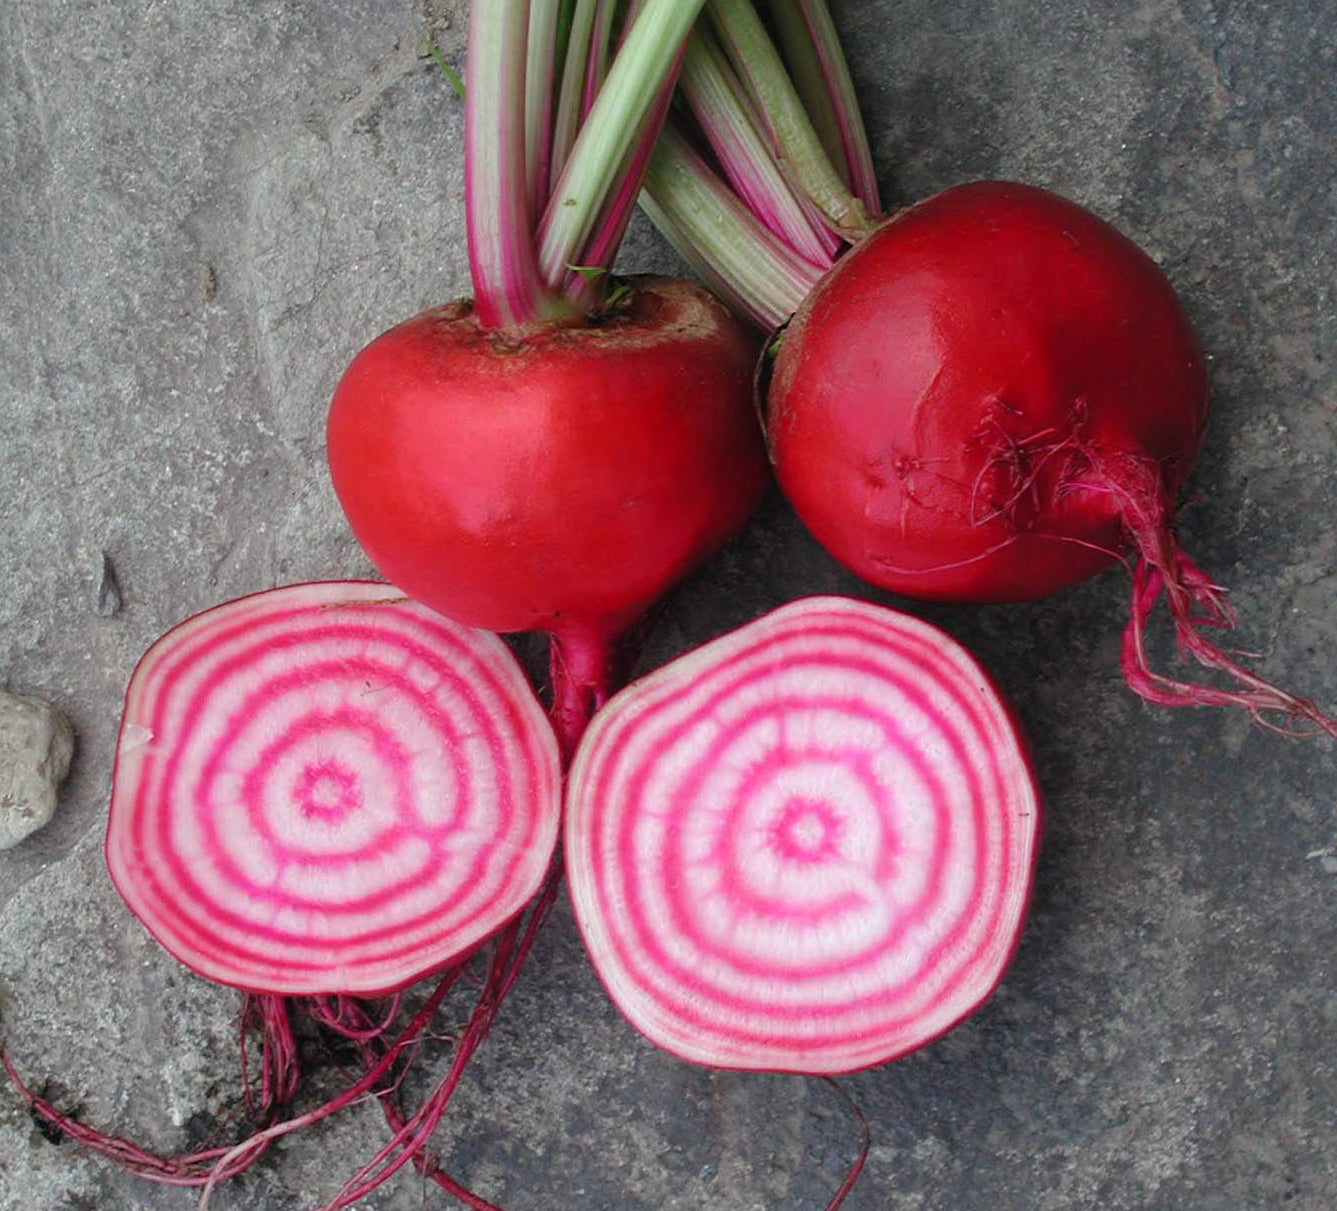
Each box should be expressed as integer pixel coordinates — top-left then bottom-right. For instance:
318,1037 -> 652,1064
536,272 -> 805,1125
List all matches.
1,1 -> 1335,1209
0,692 -> 74,850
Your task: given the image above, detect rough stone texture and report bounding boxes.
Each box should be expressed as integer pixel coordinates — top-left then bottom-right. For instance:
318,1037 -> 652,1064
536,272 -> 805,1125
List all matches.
0,692 -> 74,850
1,1 -> 1335,1209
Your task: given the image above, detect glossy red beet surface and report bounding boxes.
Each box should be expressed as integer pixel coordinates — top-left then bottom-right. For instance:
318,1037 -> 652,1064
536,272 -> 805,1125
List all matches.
768,181 -> 1210,604
328,276 -> 768,642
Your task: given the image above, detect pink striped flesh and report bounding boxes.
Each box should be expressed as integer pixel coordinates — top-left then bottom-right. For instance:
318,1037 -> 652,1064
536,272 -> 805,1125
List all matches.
565,596 -> 1039,1075
106,582 -> 561,998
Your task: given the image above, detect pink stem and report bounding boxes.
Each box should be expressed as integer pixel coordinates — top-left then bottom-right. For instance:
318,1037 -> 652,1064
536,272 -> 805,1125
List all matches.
580,0 -> 616,119
466,0 -> 569,328
549,623 -> 617,760
563,49 -> 684,300
525,0 -> 563,220
771,0 -> 881,218
537,0 -> 709,287
548,0 -> 600,196
704,0 -> 866,238
641,122 -> 827,329
681,26 -> 838,265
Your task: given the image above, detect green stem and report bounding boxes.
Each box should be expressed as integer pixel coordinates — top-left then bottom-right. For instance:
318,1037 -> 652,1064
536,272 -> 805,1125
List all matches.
765,0 -> 881,216
537,0 -> 707,286
548,0 -> 601,193
466,0 -> 574,328
641,124 -> 823,330
706,0 -> 869,238
680,24 -> 837,265
563,53 -> 681,301
525,0 -> 564,218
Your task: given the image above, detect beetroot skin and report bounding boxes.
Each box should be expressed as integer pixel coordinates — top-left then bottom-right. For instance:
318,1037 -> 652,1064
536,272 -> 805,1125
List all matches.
769,181 -> 1336,733
769,181 -> 1209,604
328,276 -> 767,646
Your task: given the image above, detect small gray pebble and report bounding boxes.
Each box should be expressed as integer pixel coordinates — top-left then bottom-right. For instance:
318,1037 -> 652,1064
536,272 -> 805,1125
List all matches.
0,690 -> 76,849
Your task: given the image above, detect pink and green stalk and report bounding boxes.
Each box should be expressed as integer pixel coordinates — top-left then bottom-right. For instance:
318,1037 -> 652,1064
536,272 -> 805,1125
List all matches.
559,0 -> 675,298
468,0 -> 708,324
705,0 -> 869,237
536,0 -> 708,286
639,0 -> 884,328
764,0 -> 881,216
561,49 -> 684,301
637,189 -> 769,327
680,25 -> 839,265
524,0 -> 564,220
581,0 -> 617,117
547,0 -> 602,193
467,0 -> 570,328
642,124 -> 825,330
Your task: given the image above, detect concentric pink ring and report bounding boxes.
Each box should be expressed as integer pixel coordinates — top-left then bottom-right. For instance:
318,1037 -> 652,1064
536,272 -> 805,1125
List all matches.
565,597 -> 1039,1074
107,582 -> 561,996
